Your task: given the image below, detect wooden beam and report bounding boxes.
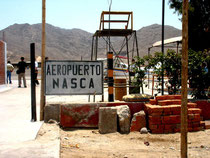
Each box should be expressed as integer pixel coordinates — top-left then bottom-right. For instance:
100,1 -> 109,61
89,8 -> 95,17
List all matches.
101,20 -> 129,23
181,0 -> 189,158
99,13 -> 103,30
40,0 -> 46,121
102,11 -> 132,15
126,14 -> 131,29
131,12 -> 133,30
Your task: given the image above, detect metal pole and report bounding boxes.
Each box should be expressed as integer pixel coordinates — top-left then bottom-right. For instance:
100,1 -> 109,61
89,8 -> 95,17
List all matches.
91,36 -> 94,61
107,51 -> 114,102
30,43 -> 37,122
95,35 -> 98,61
135,31 -> 139,57
161,0 -> 165,95
108,0 -> 112,52
181,1 -> 189,157
148,48 -> 150,89
126,36 -> 131,85
40,0 -> 46,121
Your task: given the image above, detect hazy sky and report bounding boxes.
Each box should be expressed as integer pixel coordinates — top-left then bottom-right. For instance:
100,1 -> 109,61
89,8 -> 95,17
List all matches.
0,0 -> 182,33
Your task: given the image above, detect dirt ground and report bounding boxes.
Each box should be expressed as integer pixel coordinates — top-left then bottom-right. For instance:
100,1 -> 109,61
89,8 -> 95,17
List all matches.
59,128 -> 210,158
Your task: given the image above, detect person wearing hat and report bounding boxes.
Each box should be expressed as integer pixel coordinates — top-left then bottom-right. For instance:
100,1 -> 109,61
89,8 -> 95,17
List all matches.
7,61 -> 14,84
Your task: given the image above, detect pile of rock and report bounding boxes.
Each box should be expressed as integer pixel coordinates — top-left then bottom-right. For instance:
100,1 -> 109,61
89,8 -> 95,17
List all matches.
98,105 -> 147,134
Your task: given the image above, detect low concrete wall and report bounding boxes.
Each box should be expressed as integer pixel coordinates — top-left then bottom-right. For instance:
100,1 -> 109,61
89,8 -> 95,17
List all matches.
0,41 -> 6,85
44,102 -> 145,128
44,104 -> 60,123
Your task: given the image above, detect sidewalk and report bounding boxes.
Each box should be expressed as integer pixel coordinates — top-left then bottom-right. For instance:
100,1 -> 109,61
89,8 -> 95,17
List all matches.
0,80 -> 60,158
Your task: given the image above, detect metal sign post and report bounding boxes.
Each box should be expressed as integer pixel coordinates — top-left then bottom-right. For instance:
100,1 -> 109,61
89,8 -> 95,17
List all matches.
30,43 -> 37,122
107,52 -> 114,102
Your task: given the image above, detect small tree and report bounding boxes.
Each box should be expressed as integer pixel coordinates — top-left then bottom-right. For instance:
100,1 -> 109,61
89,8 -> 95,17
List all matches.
164,49 -> 181,94
145,50 -> 181,95
130,56 -> 147,94
169,0 -> 210,51
144,52 -> 165,95
188,49 -> 210,99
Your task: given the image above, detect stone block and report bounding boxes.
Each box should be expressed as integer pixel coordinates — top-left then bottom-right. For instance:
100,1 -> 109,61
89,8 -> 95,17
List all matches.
149,99 -> 156,105
60,103 -> 99,128
115,105 -> 131,134
44,104 -> 60,123
106,102 -> 144,117
188,108 -> 202,114
162,115 -> 180,124
158,99 -> 181,106
204,120 -> 210,129
145,104 -> 164,115
149,116 -> 162,124
155,95 -> 169,101
130,110 -> 146,132
98,107 -> 117,134
187,102 -> 198,108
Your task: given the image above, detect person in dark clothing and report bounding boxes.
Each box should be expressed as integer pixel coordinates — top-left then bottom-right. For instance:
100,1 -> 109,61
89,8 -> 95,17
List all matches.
35,60 -> 39,85
17,57 -> 27,88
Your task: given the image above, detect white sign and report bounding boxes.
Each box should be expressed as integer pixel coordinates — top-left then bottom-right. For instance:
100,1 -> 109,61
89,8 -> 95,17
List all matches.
45,60 -> 103,95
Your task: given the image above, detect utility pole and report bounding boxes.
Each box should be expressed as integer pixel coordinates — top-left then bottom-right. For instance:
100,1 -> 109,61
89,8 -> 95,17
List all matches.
161,0 -> 165,95
181,0 -> 189,158
40,0 -> 46,121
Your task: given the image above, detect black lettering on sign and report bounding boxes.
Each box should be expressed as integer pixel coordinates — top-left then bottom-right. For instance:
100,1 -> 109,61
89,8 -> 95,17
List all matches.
46,65 -> 51,75
80,78 -> 86,88
62,78 -> 68,89
67,65 -> 71,75
84,65 -> 89,75
62,65 -> 66,75
53,78 -> 59,88
96,65 -> 100,75
90,65 -> 95,75
78,65 -> 83,75
72,65 -> 77,75
71,78 -> 77,88
89,78 -> 94,88
52,65 -> 56,75
57,65 -> 61,75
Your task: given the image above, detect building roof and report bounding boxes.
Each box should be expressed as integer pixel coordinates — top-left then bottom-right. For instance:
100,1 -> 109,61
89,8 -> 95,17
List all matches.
152,36 -> 182,47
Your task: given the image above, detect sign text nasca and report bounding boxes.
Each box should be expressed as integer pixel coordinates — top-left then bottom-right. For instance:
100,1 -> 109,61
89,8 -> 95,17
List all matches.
45,61 -> 103,95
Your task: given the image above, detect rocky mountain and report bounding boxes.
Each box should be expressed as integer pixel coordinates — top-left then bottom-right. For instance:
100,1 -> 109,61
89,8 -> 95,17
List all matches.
0,23 -> 181,62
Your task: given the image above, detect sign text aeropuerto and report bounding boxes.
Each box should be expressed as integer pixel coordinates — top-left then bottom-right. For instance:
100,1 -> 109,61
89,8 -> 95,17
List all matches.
45,61 -> 103,95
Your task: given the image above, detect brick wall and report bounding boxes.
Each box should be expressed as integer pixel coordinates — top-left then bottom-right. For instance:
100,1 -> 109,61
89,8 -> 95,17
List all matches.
0,41 -> 6,85
145,95 -> 204,133
145,104 -> 203,133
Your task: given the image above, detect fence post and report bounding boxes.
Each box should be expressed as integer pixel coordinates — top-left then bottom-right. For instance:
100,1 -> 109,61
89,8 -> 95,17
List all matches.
30,43 -> 36,122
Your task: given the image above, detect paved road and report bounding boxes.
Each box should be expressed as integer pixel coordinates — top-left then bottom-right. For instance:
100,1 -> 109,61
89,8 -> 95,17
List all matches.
0,80 -> 59,158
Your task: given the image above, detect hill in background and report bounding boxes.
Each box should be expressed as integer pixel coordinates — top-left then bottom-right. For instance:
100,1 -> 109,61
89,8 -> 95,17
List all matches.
0,23 -> 181,62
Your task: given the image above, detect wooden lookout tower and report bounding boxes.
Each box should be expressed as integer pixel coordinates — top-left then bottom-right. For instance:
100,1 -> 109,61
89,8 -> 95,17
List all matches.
91,11 -> 140,85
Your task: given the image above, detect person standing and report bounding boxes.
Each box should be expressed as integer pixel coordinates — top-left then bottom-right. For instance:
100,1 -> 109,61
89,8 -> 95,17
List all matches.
17,57 -> 27,88
7,61 -> 14,84
35,60 -> 39,85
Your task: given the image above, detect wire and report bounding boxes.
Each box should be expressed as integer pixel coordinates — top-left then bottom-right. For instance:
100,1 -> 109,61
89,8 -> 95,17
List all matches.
108,0 -> 112,52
